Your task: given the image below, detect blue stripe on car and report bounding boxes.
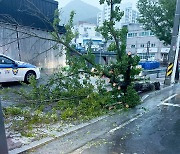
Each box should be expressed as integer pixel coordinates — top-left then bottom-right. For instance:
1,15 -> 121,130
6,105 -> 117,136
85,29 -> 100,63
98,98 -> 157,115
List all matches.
0,63 -> 36,68
18,63 -> 36,68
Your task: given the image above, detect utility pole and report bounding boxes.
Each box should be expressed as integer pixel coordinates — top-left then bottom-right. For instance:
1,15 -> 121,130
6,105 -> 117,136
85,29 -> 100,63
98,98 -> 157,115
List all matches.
0,100 -> 8,154
146,41 -> 150,61
164,0 -> 180,85
15,26 -> 21,61
172,28 -> 180,83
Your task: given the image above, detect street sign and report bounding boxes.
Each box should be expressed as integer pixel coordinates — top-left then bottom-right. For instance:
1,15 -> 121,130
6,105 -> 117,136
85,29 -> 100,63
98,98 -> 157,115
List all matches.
166,63 -> 173,77
0,100 -> 8,154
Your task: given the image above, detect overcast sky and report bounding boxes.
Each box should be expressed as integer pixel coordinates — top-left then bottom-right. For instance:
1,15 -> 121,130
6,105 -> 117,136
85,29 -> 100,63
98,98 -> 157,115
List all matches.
57,0 -> 138,10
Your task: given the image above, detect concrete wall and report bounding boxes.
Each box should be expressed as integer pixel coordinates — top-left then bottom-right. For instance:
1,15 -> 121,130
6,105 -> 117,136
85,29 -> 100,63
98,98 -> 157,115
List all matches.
0,23 -> 66,69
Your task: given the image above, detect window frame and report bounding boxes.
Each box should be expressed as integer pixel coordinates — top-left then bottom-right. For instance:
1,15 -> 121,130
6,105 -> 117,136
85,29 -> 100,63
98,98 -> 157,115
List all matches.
0,56 -> 15,65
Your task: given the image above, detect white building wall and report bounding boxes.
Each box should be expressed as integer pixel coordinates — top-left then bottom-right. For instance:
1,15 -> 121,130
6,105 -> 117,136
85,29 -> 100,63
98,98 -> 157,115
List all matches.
74,22 -> 103,50
97,12 -> 103,27
126,24 -> 170,62
103,4 -> 111,21
0,23 -> 66,69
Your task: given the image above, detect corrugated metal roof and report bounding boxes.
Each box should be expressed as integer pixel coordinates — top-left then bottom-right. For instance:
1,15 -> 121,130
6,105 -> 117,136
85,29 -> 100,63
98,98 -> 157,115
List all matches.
0,0 -> 65,33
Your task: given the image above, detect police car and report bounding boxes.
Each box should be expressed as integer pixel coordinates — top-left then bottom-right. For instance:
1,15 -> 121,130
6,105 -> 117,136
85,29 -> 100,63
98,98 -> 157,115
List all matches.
0,54 -> 40,83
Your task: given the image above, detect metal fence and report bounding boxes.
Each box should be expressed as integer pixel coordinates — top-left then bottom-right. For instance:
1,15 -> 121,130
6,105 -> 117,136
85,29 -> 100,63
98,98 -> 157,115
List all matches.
142,68 -> 166,78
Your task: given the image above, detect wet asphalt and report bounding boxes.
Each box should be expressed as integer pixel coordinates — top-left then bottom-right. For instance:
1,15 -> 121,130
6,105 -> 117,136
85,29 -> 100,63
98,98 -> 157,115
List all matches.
0,70 -> 52,107
2,70 -> 180,154
72,87 -> 180,154
27,84 -> 180,154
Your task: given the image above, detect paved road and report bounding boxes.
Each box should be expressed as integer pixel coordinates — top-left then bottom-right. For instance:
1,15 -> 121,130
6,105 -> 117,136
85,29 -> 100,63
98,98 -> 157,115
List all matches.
3,69 -> 180,154
0,70 -> 52,107
72,87 -> 180,154
26,84 -> 180,154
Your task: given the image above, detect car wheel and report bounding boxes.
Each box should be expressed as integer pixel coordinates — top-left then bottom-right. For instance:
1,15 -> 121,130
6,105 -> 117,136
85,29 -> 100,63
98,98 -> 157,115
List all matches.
24,71 -> 36,84
149,83 -> 155,91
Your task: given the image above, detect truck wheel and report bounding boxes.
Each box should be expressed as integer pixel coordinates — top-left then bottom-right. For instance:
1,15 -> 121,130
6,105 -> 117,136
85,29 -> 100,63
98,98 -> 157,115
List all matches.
149,84 -> 155,91
153,82 -> 160,90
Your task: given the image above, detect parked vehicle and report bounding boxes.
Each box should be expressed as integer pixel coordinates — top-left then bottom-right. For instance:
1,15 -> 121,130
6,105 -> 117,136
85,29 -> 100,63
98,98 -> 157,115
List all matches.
0,54 -> 40,83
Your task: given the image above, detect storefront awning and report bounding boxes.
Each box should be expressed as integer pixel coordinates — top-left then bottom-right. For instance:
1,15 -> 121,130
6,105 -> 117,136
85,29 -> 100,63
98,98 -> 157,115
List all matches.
161,48 -> 170,53
137,48 -> 158,54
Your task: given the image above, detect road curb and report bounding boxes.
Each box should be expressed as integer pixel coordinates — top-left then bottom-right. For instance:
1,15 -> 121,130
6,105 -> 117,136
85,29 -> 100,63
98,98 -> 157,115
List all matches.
9,115 -> 108,154
141,83 -> 180,102
10,84 -> 180,154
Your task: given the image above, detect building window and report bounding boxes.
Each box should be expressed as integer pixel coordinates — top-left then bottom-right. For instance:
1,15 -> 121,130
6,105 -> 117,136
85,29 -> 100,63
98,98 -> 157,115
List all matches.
84,28 -> 87,32
150,31 -> 154,36
128,33 -> 133,37
138,53 -> 155,60
149,53 -> 155,58
161,53 -> 168,61
139,31 -> 150,37
127,32 -> 137,38
151,43 -> 156,47
140,44 -> 145,48
131,45 -> 136,48
139,32 -> 144,36
145,31 -> 149,36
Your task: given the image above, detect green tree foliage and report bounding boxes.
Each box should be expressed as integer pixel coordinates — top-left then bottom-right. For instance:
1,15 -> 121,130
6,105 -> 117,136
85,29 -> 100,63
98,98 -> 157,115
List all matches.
97,0 -> 140,105
3,1 -> 141,129
137,0 -> 176,45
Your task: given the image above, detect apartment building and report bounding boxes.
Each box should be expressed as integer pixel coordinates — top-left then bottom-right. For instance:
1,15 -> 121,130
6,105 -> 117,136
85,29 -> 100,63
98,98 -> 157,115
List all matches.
126,23 -> 169,62
97,3 -> 139,28
74,21 -> 103,51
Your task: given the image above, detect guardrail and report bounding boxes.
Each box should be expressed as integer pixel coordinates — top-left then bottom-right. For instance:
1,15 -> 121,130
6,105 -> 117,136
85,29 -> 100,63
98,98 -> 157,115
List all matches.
0,100 -> 8,154
142,68 -> 166,78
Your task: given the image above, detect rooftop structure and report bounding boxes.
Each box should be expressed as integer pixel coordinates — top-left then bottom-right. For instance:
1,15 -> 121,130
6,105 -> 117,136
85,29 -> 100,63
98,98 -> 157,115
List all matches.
0,0 -> 65,33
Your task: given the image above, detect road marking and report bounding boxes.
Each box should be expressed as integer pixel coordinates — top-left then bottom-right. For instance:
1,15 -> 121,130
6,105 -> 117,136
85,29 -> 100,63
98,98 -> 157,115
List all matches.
161,94 -> 177,104
141,94 -> 149,101
108,114 -> 143,134
161,103 -> 180,108
158,94 -> 178,107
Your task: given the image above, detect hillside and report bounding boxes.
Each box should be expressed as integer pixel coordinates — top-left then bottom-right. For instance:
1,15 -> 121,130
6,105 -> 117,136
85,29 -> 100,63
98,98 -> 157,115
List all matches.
60,0 -> 100,24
